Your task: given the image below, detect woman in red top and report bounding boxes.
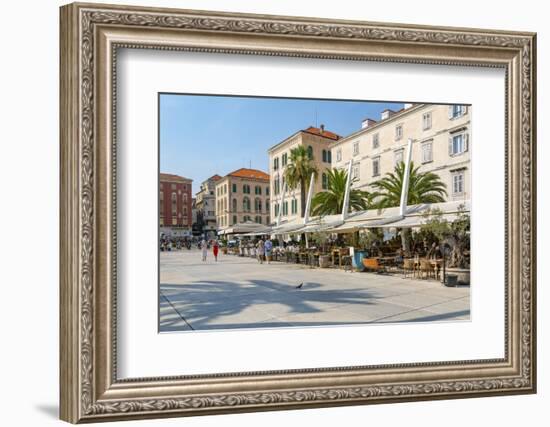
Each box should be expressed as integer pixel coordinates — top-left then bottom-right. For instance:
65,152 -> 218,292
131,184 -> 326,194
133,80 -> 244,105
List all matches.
212,240 -> 219,262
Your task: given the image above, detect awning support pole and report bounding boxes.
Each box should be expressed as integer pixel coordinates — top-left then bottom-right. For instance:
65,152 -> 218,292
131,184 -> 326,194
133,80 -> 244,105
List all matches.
303,173 -> 316,225
399,138 -> 414,217
341,160 -> 354,221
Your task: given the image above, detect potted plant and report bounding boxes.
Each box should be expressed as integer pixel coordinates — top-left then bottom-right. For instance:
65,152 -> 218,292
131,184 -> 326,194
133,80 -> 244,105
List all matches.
311,231 -> 331,267
421,205 -> 470,285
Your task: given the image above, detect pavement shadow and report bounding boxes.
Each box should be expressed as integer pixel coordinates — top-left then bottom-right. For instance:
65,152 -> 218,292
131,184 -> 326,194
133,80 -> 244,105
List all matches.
160,279 -> 377,330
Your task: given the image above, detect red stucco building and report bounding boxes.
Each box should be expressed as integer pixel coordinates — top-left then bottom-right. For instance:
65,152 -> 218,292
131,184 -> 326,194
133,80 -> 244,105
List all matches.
159,173 -> 193,234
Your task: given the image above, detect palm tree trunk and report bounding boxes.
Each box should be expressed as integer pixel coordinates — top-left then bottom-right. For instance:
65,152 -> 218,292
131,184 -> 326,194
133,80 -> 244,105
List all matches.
401,227 -> 411,255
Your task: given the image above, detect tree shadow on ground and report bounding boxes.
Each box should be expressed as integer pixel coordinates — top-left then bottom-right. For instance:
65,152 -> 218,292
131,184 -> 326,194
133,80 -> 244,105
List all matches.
374,309 -> 470,324
160,279 -> 378,330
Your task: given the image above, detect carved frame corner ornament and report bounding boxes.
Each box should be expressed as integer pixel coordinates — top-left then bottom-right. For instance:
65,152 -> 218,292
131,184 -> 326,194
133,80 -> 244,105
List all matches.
60,2 -> 536,423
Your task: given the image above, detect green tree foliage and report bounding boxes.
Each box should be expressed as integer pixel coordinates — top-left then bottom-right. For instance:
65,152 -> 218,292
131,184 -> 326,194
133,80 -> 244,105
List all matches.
284,145 -> 318,217
311,168 -> 371,216
370,161 -> 447,208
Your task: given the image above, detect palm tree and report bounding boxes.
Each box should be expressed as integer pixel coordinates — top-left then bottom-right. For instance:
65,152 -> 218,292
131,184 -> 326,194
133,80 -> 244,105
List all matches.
370,161 -> 447,253
284,145 -> 318,217
311,168 -> 371,216
370,161 -> 447,207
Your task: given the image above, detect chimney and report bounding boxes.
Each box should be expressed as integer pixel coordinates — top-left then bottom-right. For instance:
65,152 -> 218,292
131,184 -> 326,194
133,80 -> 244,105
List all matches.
319,124 -> 325,133
381,109 -> 395,120
361,118 -> 377,129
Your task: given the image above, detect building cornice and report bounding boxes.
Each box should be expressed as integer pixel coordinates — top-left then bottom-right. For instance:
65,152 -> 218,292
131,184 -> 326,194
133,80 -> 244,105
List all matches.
331,104 -> 430,148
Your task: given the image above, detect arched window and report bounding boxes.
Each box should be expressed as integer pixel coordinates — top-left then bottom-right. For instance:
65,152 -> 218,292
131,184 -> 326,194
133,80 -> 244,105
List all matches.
322,173 -> 328,190
274,176 -> 280,195
255,198 -> 262,213
233,215 -> 237,225
232,198 -> 237,212
307,145 -> 313,160
243,197 -> 250,212
255,216 -> 262,224
171,192 -> 177,215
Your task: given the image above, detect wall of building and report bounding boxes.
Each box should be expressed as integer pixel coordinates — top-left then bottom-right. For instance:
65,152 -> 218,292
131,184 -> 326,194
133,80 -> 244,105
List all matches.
159,178 -> 192,229
269,131 -> 336,222
332,104 -> 471,203
216,175 -> 271,232
195,178 -> 218,234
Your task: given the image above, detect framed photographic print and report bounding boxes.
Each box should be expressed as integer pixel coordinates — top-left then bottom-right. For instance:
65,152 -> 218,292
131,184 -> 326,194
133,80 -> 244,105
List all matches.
60,2 -> 537,423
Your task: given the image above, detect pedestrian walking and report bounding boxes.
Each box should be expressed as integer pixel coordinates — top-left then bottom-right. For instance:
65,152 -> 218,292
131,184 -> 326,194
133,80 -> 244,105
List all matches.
264,238 -> 273,264
212,239 -> 219,261
256,239 -> 265,264
201,239 -> 208,262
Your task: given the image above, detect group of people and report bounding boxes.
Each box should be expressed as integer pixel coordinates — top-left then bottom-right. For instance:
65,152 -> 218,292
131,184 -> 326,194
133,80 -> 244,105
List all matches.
199,239 -> 219,262
253,238 -> 273,264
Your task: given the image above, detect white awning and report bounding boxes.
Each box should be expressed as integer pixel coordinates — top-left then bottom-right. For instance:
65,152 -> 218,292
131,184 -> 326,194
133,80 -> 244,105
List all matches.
327,200 -> 469,233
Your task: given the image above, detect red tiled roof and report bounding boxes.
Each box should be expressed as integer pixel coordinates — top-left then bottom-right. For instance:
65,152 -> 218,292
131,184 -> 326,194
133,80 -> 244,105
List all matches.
227,168 -> 269,181
209,174 -> 222,181
303,126 -> 341,141
160,173 -> 192,183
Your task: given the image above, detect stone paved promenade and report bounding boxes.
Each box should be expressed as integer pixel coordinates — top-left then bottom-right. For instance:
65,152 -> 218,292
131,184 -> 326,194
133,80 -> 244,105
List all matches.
160,249 -> 470,332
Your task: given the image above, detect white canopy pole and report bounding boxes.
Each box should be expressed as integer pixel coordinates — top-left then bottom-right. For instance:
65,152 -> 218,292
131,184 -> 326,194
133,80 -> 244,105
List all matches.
276,180 -> 287,226
341,159 -> 354,221
303,172 -> 316,225
399,138 -> 414,217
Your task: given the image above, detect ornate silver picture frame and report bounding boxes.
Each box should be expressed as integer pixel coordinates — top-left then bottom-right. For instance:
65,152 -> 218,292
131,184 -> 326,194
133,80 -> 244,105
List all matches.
60,2 -> 536,423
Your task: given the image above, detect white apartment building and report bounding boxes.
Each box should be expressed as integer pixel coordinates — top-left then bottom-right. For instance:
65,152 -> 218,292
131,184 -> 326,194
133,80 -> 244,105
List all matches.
195,174 -> 221,238
268,125 -> 341,223
331,104 -> 471,202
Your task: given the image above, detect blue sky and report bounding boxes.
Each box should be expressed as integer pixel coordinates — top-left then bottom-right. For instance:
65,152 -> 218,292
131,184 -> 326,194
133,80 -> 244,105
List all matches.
160,94 -> 403,193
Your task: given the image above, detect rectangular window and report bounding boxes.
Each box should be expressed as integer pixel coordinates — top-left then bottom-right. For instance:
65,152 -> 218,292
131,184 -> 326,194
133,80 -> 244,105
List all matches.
394,149 -> 404,166
282,153 -> 287,166
352,163 -> 360,180
336,148 -> 342,162
232,183 -> 237,193
452,172 -> 465,195
373,133 -> 379,149
422,141 -> 433,163
266,187 -> 270,196
273,157 -> 279,170
449,133 -> 468,156
395,125 -> 403,141
422,112 -> 432,130
353,141 -> 359,156
449,104 -> 467,119
372,157 -> 380,177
